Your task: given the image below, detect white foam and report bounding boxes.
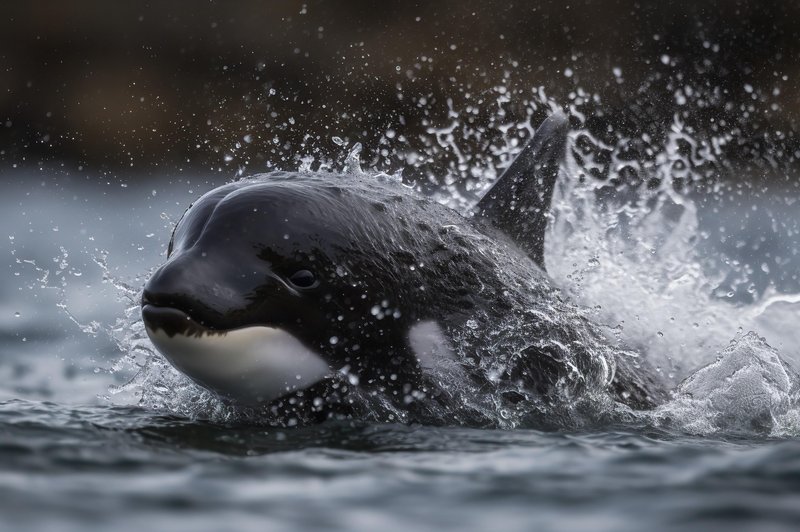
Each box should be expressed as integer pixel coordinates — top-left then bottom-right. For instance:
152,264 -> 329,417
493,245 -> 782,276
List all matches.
650,333 -> 799,436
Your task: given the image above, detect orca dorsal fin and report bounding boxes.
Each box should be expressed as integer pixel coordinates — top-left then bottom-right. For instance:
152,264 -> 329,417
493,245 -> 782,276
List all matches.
474,111 -> 569,270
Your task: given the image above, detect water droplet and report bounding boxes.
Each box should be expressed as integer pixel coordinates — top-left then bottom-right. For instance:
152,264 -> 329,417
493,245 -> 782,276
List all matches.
343,142 -> 363,174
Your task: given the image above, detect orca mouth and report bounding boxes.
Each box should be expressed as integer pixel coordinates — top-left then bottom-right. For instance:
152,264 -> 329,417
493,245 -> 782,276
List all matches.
141,303 -> 219,338
141,303 -> 331,404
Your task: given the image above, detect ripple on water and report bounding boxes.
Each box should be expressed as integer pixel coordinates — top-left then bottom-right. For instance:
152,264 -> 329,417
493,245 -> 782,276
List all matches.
2,401 -> 800,531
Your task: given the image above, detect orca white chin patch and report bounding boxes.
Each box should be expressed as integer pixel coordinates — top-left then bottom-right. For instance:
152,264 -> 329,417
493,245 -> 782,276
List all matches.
144,325 -> 330,404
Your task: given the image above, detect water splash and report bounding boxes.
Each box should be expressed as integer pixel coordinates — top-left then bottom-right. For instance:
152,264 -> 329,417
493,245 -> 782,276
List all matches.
650,332 -> 799,436
342,142 -> 364,175
41,74 -> 800,436
532,112 -> 800,437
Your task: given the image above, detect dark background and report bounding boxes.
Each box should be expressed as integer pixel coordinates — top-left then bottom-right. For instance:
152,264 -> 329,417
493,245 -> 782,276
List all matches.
1,0 -> 798,180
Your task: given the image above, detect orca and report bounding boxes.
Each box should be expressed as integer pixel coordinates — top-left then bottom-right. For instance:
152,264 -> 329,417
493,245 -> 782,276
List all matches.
141,111 -> 659,423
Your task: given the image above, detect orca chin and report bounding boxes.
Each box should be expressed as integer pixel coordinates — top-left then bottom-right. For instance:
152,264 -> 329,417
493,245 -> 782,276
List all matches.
141,304 -> 330,404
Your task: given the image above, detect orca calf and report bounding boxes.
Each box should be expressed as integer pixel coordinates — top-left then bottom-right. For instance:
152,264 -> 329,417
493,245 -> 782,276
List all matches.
142,112 -> 658,424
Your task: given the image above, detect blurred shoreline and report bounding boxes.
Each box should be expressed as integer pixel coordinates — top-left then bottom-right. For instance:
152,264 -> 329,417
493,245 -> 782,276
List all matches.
1,1 -> 798,179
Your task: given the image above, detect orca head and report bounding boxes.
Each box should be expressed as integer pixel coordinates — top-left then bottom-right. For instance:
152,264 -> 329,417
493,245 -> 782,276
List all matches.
142,180 -> 370,404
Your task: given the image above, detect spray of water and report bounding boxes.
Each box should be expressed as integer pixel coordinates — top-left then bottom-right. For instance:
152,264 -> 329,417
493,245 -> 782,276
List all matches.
36,76 -> 800,436
540,113 -> 800,436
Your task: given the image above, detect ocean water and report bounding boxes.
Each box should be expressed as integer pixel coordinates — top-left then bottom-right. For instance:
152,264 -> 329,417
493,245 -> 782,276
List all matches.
3,100 -> 800,530
4,402 -> 800,532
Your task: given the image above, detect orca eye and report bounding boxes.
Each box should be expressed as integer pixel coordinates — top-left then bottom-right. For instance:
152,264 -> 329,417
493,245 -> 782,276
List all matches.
289,269 -> 317,289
